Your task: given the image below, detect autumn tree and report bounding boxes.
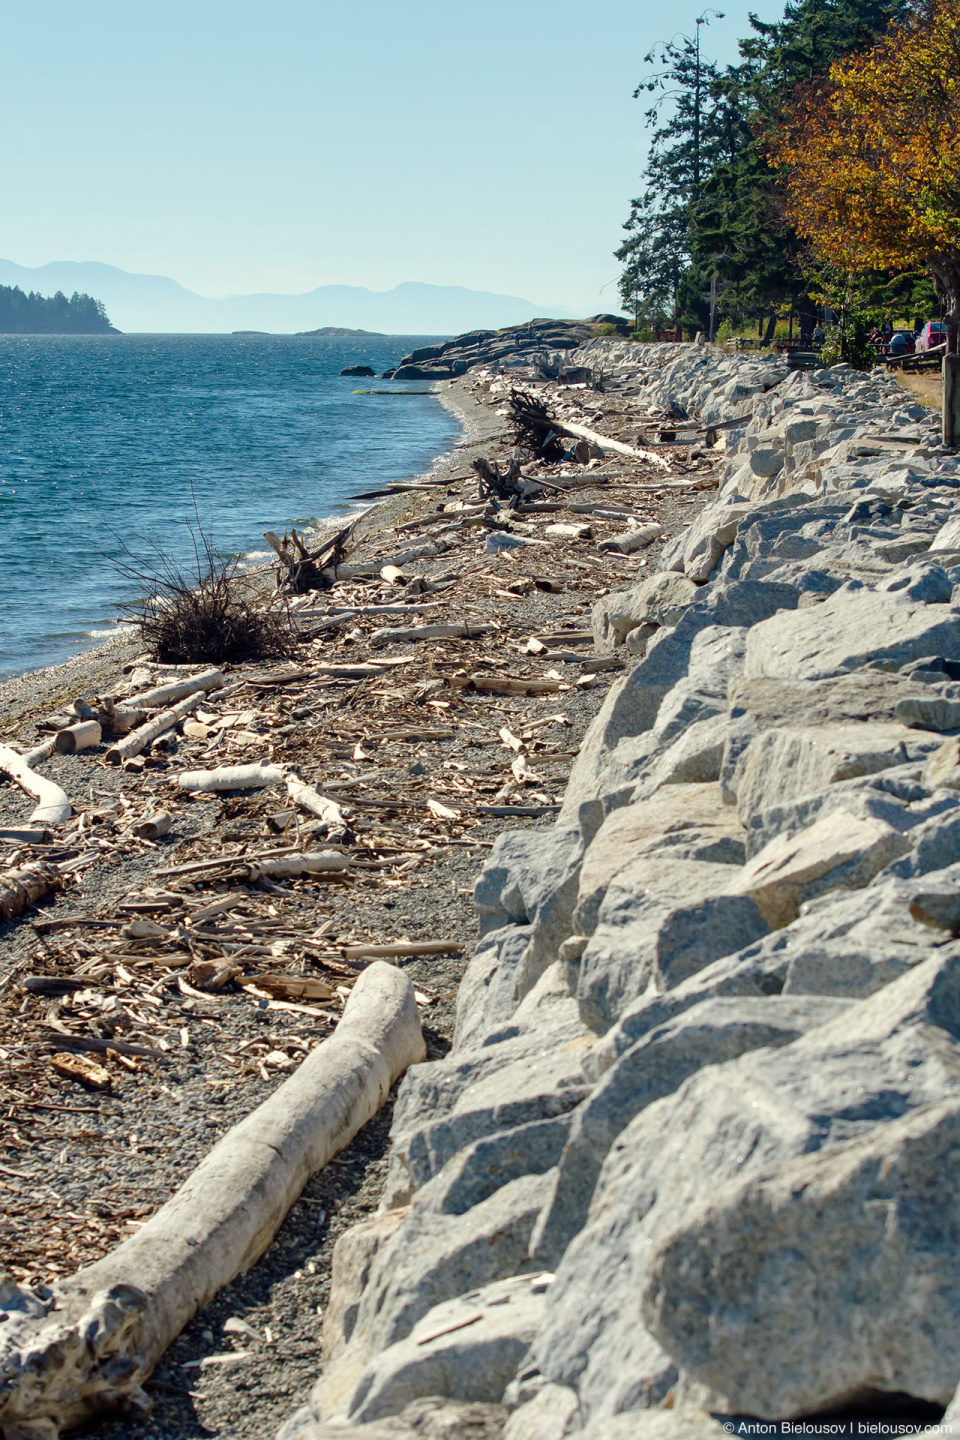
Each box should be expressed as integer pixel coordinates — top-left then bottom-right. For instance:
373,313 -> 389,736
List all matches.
768,0 -> 960,350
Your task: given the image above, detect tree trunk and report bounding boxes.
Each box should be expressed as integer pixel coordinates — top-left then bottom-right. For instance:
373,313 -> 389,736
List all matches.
762,313 -> 778,345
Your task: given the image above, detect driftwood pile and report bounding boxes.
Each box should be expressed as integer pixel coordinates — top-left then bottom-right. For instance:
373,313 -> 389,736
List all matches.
0,368 -> 716,1438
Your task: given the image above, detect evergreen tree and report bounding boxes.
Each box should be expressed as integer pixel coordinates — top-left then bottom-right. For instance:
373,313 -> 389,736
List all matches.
0,284 -> 119,334
617,12 -> 738,333
688,0 -> 909,339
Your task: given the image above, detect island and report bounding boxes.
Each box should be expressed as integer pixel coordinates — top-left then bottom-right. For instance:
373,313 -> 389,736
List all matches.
295,326 -> 386,337
0,284 -> 119,334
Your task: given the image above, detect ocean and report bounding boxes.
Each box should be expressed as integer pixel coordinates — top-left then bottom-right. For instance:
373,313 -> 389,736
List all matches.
0,333 -> 459,678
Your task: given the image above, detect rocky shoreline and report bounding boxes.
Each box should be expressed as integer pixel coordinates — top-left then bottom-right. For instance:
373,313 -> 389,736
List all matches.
0,357 -> 707,1440
277,340 -> 960,1439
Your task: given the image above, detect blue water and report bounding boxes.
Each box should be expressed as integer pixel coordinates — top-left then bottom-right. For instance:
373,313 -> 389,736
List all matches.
0,334 -> 458,677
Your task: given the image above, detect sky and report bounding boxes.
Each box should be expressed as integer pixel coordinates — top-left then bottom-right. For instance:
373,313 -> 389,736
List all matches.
0,0 -> 784,315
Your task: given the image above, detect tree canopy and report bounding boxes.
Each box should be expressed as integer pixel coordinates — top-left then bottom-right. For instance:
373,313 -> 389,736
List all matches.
767,0 -> 960,348
0,286 -> 118,335
618,0 -> 913,339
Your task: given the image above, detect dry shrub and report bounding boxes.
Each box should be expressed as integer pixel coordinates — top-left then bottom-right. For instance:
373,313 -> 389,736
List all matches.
114,520 -> 295,665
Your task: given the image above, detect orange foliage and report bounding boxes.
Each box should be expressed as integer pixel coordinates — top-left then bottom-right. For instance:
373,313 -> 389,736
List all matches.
768,0 -> 960,331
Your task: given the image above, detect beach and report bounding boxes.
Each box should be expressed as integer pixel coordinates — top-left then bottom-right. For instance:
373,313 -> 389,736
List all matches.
0,355 -> 707,1439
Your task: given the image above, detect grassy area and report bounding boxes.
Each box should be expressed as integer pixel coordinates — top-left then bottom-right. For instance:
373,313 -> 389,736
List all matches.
897,372 -> 942,410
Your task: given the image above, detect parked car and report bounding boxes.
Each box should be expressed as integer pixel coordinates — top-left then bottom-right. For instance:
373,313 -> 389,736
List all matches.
888,330 -> 916,356
916,321 -> 947,352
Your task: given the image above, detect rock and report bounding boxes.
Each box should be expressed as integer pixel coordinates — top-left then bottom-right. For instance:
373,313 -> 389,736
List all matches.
668,502 -> 750,581
452,926 -> 534,1053
574,784 -> 744,937
577,853 -> 770,1031
324,1210 -> 409,1367
744,586 -> 960,681
729,722 -> 942,827
923,735 -> 960,789
529,949 -> 960,1424
562,622 -> 745,818
342,1276 -> 553,1425
501,1383 -> 580,1439
931,513 -> 960,550
728,806 -> 912,927
485,533 -> 538,553
313,1175 -> 554,1421
278,1396 -> 509,1439
591,573 -> 699,654
381,1018 -> 593,1207
530,993 -> 847,1269
340,365 -> 376,377
895,693 -> 960,731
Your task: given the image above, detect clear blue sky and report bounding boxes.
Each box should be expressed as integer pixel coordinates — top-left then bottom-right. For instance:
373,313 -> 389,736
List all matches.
0,0 -> 783,313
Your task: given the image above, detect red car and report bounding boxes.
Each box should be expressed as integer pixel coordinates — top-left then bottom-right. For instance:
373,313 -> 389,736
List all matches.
916,321 -> 947,352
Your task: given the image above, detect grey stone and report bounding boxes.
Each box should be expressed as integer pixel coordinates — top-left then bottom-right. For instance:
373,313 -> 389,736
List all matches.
895,693 -> 960,731
453,926 -> 534,1054
313,1175 -> 554,1421
529,949 -> 960,1424
577,853 -> 770,1031
590,573 -> 699,654
500,1384 -> 580,1439
344,1276 -> 553,1424
324,1209 -> 410,1367
382,1019 -> 593,1207
728,804 -> 912,927
930,513 -> 960,550
574,784 -> 745,937
879,562 -> 954,603
561,623 -> 746,819
530,993 -> 847,1268
744,586 -> 960,680
922,735 -> 960,788
278,1396 -> 509,1439
729,722 -> 942,827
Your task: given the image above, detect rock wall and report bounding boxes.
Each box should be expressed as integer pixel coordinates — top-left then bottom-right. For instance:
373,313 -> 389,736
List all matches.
279,343 -> 960,1439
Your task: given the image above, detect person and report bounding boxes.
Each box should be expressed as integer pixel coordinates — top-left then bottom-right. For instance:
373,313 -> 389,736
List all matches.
514,331 -> 522,348
812,322 -> 825,347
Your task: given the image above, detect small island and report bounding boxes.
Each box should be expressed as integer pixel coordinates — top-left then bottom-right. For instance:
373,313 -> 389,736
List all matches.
296,326 -> 386,337
0,284 -> 119,334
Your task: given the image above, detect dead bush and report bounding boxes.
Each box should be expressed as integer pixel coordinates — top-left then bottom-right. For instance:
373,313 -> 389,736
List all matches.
113,518 -> 295,665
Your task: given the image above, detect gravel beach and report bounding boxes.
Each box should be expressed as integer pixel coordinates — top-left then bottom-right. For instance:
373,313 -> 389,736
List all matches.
0,360 -> 708,1440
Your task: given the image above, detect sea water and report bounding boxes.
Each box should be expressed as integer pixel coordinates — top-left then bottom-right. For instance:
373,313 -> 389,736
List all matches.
0,333 -> 458,678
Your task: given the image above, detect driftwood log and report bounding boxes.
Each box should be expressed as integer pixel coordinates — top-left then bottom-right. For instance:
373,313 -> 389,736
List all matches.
124,668 -> 225,711
178,762 -> 286,793
0,745 -> 71,826
0,963 -> 425,1440
0,861 -> 62,921
104,691 -> 207,766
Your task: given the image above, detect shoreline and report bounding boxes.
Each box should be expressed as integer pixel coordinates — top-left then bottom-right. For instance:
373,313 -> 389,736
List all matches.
0,349 -> 710,1440
0,380 -> 474,736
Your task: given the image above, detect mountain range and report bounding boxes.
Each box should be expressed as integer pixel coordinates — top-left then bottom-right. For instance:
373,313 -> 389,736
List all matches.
0,260 -> 581,335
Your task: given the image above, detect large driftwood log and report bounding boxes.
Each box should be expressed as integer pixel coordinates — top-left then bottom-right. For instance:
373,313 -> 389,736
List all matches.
0,963 -> 425,1440
178,761 -> 286,792
104,692 -> 206,765
124,668 -> 225,710
0,745 -> 71,825
369,622 -> 495,648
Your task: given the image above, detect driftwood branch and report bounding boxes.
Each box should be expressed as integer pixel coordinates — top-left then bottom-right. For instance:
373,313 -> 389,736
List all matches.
0,745 -> 72,826
0,963 -> 425,1440
104,692 -> 207,766
0,861 -> 62,920
124,668 -> 225,711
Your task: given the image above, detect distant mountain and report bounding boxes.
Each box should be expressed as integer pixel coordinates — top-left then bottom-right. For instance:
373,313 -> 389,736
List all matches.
0,260 -> 581,335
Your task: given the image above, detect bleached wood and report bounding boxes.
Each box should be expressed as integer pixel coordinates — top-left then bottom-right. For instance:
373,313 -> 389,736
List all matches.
0,744 -> 72,825
178,761 -> 286,792
124,668 -> 225,710
286,776 -> 347,831
553,419 -> 671,470
104,692 -> 206,765
369,622 -> 494,647
54,721 -> 102,755
0,963 -> 425,1439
